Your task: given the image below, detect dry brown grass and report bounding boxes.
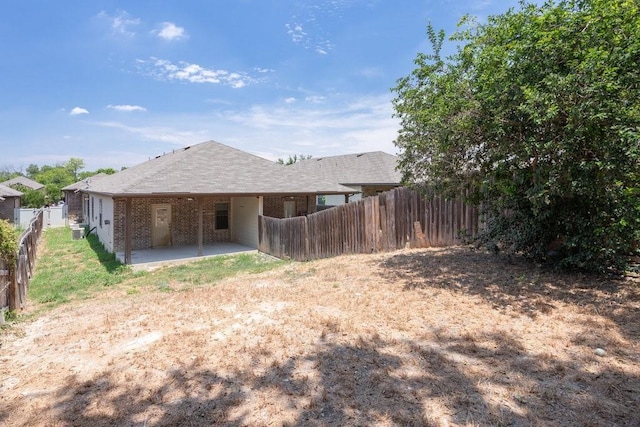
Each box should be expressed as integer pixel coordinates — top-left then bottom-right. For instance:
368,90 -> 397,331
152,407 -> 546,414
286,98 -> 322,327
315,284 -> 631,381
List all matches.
1,247 -> 639,426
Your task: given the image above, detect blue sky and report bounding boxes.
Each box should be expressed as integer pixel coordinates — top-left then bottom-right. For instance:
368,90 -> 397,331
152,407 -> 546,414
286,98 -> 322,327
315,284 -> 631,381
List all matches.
1,0 -> 526,171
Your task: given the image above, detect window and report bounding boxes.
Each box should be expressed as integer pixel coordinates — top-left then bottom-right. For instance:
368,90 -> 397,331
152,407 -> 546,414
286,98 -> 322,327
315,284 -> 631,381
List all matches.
215,203 -> 229,230
99,199 -> 103,228
284,201 -> 296,218
91,197 -> 94,220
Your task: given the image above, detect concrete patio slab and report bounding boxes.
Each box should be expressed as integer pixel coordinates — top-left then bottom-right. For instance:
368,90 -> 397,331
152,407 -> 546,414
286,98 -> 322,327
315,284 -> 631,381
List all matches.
116,243 -> 257,271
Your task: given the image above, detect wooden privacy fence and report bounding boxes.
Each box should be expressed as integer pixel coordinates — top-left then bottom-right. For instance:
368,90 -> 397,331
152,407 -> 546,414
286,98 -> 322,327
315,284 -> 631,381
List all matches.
258,186 -> 480,261
0,208 -> 44,311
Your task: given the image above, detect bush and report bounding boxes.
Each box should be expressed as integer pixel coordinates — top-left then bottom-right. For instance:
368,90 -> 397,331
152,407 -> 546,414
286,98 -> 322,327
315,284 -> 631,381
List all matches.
0,219 -> 18,264
392,0 -> 640,272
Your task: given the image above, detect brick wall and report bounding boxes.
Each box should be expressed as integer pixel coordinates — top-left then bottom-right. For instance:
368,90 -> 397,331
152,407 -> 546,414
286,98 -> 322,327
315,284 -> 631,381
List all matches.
0,197 -> 18,222
114,196 -> 231,251
64,191 -> 83,222
263,194 -> 316,218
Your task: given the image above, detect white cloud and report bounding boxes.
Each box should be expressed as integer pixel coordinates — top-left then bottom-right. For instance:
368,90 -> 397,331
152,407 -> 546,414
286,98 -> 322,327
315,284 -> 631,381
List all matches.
58,93 -> 398,169
97,10 -> 140,38
305,96 -> 326,104
285,21 -> 334,55
107,104 -> 147,112
286,23 -> 307,43
284,0 -> 366,55
284,97 -> 297,104
70,107 -> 89,116
360,67 -> 383,78
155,22 -> 187,40
204,98 -> 232,105
137,57 -> 257,88
94,121 -> 208,146
217,93 -> 399,157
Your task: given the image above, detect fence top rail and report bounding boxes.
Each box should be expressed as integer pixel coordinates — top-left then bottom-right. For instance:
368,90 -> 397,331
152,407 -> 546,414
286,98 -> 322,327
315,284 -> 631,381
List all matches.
17,208 -> 43,247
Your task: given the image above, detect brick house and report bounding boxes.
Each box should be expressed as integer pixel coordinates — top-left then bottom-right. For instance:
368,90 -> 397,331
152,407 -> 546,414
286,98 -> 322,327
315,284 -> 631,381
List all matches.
62,173 -> 107,223
83,141 -> 352,264
0,184 -> 23,223
286,151 -> 402,207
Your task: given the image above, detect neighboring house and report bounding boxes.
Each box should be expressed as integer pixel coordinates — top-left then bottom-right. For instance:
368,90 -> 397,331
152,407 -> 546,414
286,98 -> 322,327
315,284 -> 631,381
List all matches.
62,173 -> 108,223
83,140 -> 352,264
287,151 -> 403,207
1,176 -> 45,192
0,184 -> 23,223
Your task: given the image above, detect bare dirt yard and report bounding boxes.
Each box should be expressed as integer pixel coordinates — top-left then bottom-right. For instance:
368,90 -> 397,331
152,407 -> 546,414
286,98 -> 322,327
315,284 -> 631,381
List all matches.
1,247 -> 639,426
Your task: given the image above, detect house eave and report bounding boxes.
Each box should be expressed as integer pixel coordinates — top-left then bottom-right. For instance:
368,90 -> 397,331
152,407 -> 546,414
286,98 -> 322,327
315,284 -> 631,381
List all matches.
85,190 -> 354,199
339,182 -> 402,187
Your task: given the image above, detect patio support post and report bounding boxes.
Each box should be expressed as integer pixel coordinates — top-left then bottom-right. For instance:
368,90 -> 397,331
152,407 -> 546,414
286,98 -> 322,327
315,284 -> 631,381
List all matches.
124,198 -> 132,265
197,197 -> 203,257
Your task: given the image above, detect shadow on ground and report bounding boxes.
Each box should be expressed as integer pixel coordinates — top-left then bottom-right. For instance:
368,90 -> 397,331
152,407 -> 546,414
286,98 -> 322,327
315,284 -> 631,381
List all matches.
2,247 -> 639,426
380,247 -> 640,342
85,232 -> 127,274
3,332 -> 638,426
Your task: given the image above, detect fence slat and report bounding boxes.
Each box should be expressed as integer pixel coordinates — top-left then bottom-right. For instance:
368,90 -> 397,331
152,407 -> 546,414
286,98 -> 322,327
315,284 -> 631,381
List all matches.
257,188 -> 480,262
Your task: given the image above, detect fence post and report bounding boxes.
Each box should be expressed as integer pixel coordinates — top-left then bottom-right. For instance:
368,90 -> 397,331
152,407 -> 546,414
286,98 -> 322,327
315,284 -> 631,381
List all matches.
8,261 -> 18,311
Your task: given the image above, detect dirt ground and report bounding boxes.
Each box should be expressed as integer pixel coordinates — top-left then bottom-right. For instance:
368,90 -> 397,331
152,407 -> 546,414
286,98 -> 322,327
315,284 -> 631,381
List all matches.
1,247 -> 639,426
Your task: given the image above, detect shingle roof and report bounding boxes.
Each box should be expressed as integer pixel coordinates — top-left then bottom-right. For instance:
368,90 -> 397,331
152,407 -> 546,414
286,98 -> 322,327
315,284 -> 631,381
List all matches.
86,140 -> 353,196
287,151 -> 402,186
62,173 -> 108,191
0,183 -> 23,198
1,176 -> 45,190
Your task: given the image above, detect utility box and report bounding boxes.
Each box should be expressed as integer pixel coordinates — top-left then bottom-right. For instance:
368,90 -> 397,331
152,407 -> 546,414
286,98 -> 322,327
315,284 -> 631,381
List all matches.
72,228 -> 83,240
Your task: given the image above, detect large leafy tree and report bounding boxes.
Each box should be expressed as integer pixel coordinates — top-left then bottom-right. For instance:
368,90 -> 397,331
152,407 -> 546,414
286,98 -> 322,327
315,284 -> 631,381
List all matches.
392,0 -> 640,271
65,158 -> 85,181
21,189 -> 45,209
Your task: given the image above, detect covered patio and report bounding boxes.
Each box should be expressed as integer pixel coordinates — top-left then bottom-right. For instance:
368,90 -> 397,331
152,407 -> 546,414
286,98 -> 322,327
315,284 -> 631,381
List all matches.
116,242 -> 256,271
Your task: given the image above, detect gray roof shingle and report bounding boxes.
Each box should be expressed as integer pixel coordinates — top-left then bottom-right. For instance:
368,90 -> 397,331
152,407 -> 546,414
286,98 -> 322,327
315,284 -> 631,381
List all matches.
287,151 -> 402,186
86,140 -> 353,196
62,173 -> 108,191
1,176 -> 45,190
0,183 -> 23,197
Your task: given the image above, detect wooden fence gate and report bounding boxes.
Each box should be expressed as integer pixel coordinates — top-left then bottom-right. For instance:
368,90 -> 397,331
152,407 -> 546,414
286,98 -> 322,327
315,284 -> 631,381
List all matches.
258,187 -> 480,261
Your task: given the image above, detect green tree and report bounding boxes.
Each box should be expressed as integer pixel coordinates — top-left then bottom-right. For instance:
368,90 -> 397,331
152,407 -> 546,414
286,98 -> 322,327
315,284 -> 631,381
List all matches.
78,167 -> 117,180
25,164 -> 39,178
392,0 -> 640,272
277,154 -> 312,165
0,167 -> 22,182
22,189 -> 45,208
65,158 -> 85,181
34,164 -> 75,204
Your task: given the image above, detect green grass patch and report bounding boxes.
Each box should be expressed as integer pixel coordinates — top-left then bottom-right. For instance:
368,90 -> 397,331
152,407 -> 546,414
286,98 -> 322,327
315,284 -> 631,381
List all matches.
28,228 -> 130,307
27,227 -> 285,311
137,253 -> 284,289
